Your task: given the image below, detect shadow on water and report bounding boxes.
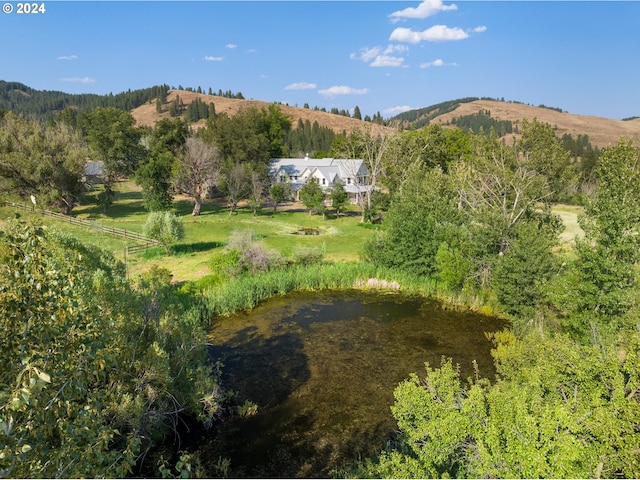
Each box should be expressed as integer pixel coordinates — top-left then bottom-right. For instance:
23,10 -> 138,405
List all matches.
186,290 -> 506,478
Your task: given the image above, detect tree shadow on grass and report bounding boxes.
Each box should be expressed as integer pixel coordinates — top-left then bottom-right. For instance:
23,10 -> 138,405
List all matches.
171,241 -> 224,255
173,199 -> 228,217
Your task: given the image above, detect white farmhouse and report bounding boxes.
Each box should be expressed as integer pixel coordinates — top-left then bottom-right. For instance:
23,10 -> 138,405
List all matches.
270,154 -> 371,204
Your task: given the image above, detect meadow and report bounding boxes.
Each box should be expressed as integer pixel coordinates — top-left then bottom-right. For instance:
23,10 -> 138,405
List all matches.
0,181 -> 585,287
0,181 -> 376,283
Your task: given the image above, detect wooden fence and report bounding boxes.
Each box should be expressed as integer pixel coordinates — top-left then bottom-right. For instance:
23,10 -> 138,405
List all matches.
2,201 -> 160,253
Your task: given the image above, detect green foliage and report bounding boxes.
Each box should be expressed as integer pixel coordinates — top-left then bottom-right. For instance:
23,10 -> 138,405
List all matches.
329,181 -> 348,215
200,262 -> 437,319
516,118 -> 575,203
492,214 -> 563,323
268,183 -> 289,212
384,125 -> 472,198
558,140 -> 640,340
358,331 -> 640,479
0,220 -> 224,477
451,109 -> 514,136
390,97 -> 481,129
299,179 -> 326,216
81,107 -> 147,212
0,112 -> 88,214
364,164 -> 461,276
434,241 -> 472,291
0,81 -> 170,121
143,211 -> 185,255
291,245 -> 325,265
136,151 -> 175,211
183,97 -> 216,123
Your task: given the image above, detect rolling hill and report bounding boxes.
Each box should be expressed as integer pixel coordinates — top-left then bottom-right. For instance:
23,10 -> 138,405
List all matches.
130,89 -> 391,136
2,80 -> 639,148
396,98 -> 640,149
133,90 -> 640,149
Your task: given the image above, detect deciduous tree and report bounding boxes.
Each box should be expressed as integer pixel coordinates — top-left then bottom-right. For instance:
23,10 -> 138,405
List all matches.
329,181 -> 348,216
0,112 -> 88,214
269,183 -> 289,212
299,179 -> 326,218
176,137 -> 221,216
82,107 -> 146,213
143,211 -> 185,255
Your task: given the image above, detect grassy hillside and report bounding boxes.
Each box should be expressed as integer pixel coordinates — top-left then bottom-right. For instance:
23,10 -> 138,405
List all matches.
3,79 -> 639,149
393,98 -> 640,149
130,89 -> 391,136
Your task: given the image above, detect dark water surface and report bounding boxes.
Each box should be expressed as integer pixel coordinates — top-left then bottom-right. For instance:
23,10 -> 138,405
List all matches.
201,289 -> 505,478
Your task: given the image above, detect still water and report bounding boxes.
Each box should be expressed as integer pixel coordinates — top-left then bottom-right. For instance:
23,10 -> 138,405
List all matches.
201,289 -> 505,478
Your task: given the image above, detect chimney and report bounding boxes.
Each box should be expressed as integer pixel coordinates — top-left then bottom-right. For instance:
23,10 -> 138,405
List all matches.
304,153 -> 309,161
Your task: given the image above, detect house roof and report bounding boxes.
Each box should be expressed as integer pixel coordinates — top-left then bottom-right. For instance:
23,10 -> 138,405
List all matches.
312,166 -> 340,184
270,157 -> 365,179
84,161 -> 105,176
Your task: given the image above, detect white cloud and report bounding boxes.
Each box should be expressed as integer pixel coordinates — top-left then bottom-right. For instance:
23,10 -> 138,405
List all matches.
204,55 -> 224,62
389,0 -> 457,23
225,43 -> 237,49
285,82 -> 317,91
371,55 -> 405,68
57,55 -> 78,61
425,59 -> 444,67
351,45 -> 408,67
420,58 -> 458,68
390,25 -> 468,43
351,46 -> 381,63
473,25 -> 487,33
61,77 -> 95,84
383,105 -> 414,116
318,86 -> 369,97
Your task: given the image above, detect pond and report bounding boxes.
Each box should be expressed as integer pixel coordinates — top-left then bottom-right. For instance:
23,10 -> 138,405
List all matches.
197,289 -> 506,478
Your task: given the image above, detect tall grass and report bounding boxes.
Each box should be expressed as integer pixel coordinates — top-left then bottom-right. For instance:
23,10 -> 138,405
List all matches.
199,262 -> 500,324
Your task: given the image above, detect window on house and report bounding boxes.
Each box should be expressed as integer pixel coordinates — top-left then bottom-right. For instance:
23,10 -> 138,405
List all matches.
279,175 -> 284,182
347,178 -> 351,184
322,178 -> 326,185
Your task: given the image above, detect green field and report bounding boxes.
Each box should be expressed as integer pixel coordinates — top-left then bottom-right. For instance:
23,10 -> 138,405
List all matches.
1,183 -> 585,284
1,182 -> 376,283
552,203 -> 585,246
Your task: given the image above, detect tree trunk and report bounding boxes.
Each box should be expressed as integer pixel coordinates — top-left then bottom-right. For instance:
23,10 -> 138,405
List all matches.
192,193 -> 202,216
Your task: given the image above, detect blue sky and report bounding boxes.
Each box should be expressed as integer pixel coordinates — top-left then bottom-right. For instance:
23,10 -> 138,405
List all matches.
1,1 -> 639,120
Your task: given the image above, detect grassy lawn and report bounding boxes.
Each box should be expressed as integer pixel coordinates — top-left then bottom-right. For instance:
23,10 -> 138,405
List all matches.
552,203 -> 584,247
2,181 -> 584,284
1,181 -> 377,283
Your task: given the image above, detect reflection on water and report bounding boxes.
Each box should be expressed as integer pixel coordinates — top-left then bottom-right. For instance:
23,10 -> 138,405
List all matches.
200,289 -> 505,478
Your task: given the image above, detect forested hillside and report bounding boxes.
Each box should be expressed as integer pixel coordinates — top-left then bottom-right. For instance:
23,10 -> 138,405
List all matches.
0,81 -> 170,119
